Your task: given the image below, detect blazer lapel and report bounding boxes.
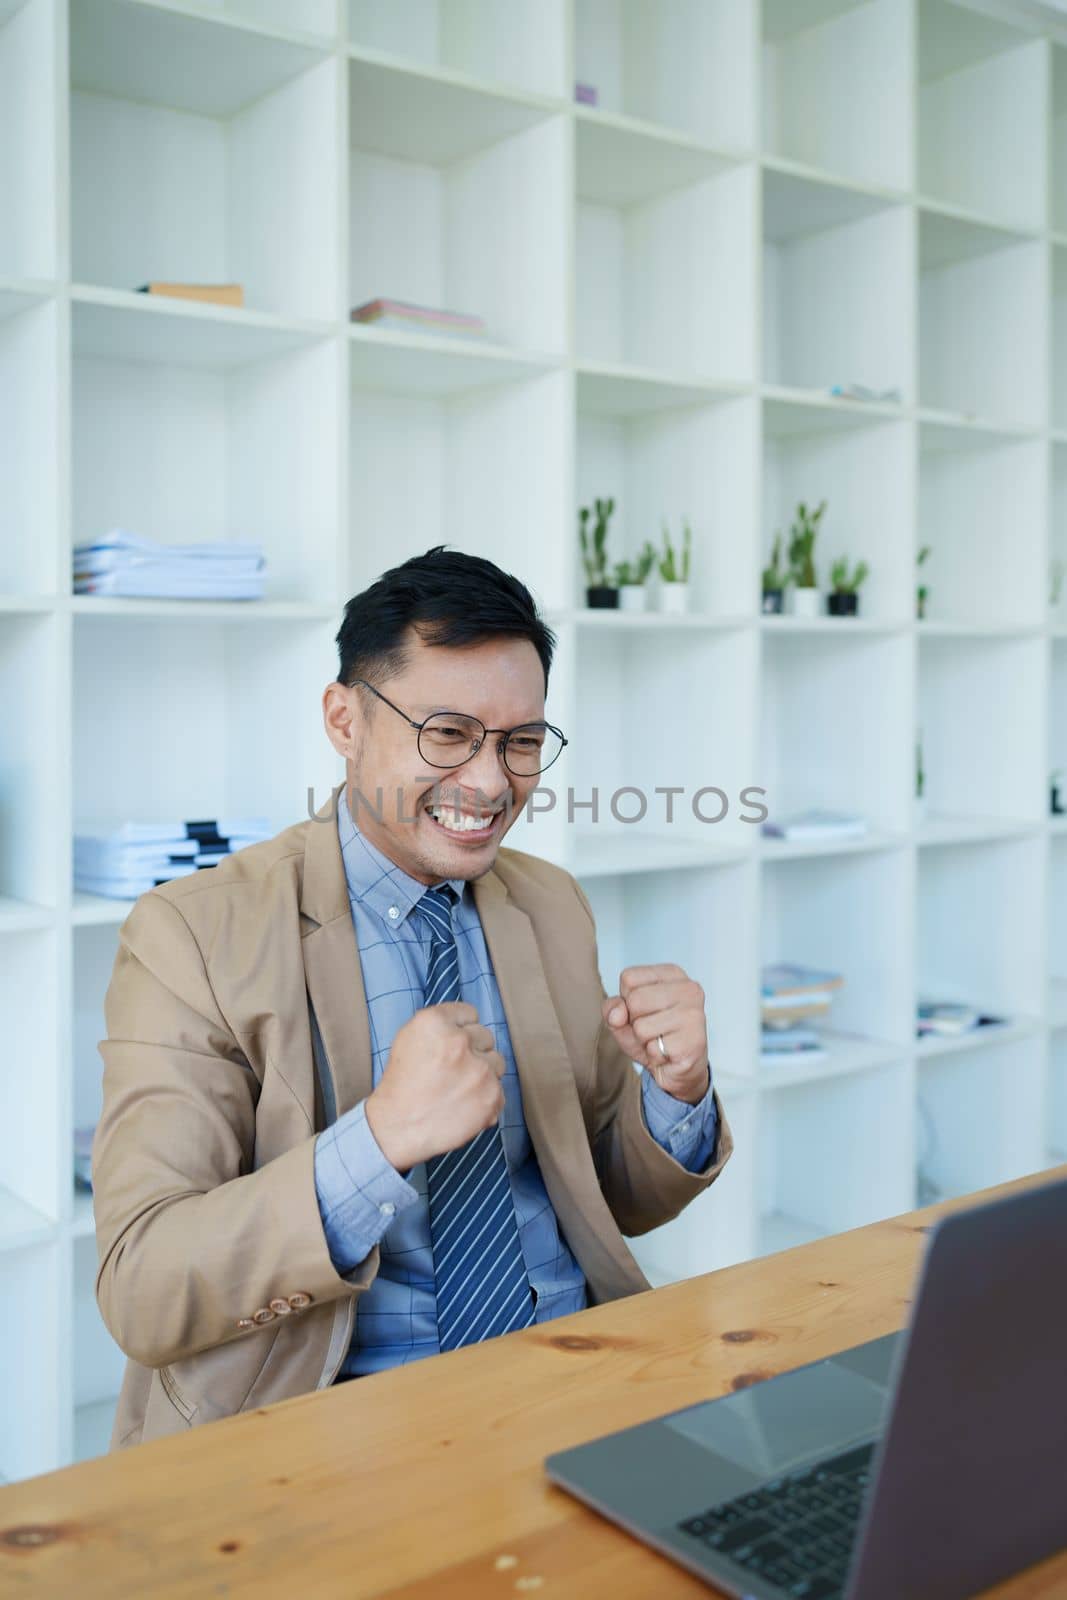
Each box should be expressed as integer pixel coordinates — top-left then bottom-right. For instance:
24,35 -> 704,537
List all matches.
473,869 -> 650,1302
300,782 -> 374,1121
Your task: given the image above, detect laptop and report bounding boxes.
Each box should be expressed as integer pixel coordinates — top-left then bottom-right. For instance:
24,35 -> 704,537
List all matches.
545,1172 -> 1067,1600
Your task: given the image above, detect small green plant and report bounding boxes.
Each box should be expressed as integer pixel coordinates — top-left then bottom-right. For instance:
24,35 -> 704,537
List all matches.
578,497 -> 615,587
613,539 -> 656,587
917,543 -> 931,616
829,555 -> 870,595
916,729 -> 925,800
762,533 -> 787,592
787,499 -> 825,588
1051,557 -> 1065,608
659,517 -> 692,583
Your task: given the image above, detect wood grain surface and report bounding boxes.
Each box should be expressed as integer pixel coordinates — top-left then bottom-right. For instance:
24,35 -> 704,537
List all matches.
1,1164 -> 1064,1599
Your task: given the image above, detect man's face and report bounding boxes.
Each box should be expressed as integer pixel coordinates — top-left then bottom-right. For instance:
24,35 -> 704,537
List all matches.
324,630 -> 547,885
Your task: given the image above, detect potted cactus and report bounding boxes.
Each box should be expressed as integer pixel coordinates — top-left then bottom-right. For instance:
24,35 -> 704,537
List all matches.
787,499 -> 824,617
915,729 -> 926,825
614,539 -> 656,613
762,532 -> 788,614
656,517 -> 692,613
917,543 -> 931,619
827,555 -> 869,617
579,498 -> 617,608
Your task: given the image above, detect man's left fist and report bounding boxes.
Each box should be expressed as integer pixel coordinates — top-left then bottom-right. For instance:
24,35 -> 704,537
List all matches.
602,963 -> 710,1105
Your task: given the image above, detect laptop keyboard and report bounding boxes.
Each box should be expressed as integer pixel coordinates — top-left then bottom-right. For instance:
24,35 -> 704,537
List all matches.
676,1439 -> 875,1599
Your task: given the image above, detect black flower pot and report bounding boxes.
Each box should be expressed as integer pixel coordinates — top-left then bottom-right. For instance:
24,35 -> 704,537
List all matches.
762,588 -> 785,614
586,586 -> 619,609
1052,783 -> 1064,816
827,591 -> 859,616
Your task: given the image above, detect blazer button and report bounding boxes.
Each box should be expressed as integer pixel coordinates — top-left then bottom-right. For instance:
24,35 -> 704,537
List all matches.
287,1291 -> 312,1310
236,1318 -> 255,1330
268,1298 -> 292,1315
252,1307 -> 276,1324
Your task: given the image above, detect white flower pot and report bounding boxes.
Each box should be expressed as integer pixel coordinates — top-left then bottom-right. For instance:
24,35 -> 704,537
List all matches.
657,581 -> 690,614
618,584 -> 648,612
790,586 -> 822,618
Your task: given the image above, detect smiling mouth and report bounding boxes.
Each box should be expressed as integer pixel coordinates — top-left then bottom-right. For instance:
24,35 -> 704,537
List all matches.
424,802 -> 504,840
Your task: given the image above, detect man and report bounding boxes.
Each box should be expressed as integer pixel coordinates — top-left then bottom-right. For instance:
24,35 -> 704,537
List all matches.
93,546 -> 733,1451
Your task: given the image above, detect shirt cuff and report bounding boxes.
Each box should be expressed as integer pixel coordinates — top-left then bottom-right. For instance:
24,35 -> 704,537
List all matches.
640,1062 -> 718,1173
313,1099 -> 420,1277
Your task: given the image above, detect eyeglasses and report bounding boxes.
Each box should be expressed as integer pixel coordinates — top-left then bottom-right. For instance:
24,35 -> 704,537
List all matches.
350,678 -> 568,777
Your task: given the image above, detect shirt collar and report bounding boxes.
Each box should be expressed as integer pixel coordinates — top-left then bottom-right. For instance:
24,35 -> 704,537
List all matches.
337,785 -> 468,927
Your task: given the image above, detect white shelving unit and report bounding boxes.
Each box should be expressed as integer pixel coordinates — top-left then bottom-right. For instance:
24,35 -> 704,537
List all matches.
1,0 -> 1066,1483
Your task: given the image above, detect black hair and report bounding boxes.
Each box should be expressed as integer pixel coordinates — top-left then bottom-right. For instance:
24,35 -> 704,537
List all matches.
335,546 -> 556,693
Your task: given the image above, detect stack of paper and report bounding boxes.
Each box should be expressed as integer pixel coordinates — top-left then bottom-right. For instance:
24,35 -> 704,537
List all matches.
73,530 -> 266,600
761,808 -> 868,842
760,1024 -> 827,1068
350,297 -> 488,341
75,817 -> 274,898
916,998 -> 1006,1038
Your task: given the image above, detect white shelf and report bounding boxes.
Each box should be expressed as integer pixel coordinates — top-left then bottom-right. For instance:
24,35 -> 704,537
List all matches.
757,1029 -> 906,1092
1,0 -> 1063,1485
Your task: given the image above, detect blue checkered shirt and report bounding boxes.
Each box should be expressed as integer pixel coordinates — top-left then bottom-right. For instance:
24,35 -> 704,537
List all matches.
312,787 -> 718,1378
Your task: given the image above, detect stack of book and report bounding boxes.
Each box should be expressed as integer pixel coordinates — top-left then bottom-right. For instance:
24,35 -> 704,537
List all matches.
761,808 -> 869,843
350,297 -> 488,341
73,530 -> 266,600
761,961 -> 846,1067
74,816 -> 274,899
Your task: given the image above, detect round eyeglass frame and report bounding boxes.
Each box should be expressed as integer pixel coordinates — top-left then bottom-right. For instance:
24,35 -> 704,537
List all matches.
350,677 -> 568,776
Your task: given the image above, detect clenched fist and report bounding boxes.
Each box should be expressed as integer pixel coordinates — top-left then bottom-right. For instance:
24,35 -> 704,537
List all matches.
603,963 -> 710,1105
365,1001 -> 506,1174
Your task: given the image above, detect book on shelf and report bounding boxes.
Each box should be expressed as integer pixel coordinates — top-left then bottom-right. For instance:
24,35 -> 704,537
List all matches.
74,817 -> 275,897
762,962 -> 846,997
135,281 -> 245,307
350,297 -> 488,340
761,808 -> 869,842
760,1024 -> 827,1068
828,382 -> 902,404
575,81 -> 598,105
916,999 -> 1008,1037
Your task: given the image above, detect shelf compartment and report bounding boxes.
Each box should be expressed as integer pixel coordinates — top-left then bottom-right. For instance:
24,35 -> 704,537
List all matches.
757,1060 -> 915,1249
562,828 -> 752,879
917,633 -> 1046,823
917,431 -> 1045,628
0,0 -> 58,279
763,410 -> 913,623
577,390 -> 758,615
757,1028 -> 906,1092
0,295 -> 60,593
72,287 -> 331,370
350,325 -> 559,396
918,0 -> 1047,230
575,108 -> 743,210
72,615 -> 342,842
577,160 -> 756,382
761,847 -> 913,1046
349,366 -> 570,608
577,361 -> 749,419
760,630 -> 913,836
347,1 -> 566,100
917,1034 -> 1047,1205
917,834 -> 1047,1026
762,0 -> 911,192
916,813 -> 1041,849
554,623 -> 759,862
762,385 -> 904,437
573,0 -> 756,150
1052,446 -> 1067,632
71,2 -> 339,319
918,213 -> 1046,428
348,62 -> 566,356
72,311 -> 342,603
762,169 -> 912,400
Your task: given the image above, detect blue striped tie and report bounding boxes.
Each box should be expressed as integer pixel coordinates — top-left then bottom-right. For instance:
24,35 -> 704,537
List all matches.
419,885 -> 537,1351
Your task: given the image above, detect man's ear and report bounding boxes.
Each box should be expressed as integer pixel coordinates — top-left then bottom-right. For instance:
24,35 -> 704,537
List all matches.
322,680 -> 358,761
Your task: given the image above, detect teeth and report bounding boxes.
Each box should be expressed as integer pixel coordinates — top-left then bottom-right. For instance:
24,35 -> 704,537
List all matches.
427,807 -> 495,833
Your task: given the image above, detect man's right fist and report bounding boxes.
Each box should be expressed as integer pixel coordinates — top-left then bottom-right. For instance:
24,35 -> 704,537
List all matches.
364,1001 -> 506,1175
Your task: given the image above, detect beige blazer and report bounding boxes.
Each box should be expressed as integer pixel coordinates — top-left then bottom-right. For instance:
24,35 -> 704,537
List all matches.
93,783 -> 734,1452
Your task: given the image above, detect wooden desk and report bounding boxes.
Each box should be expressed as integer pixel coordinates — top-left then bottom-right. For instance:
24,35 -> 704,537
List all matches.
2,1166 -> 1065,1599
